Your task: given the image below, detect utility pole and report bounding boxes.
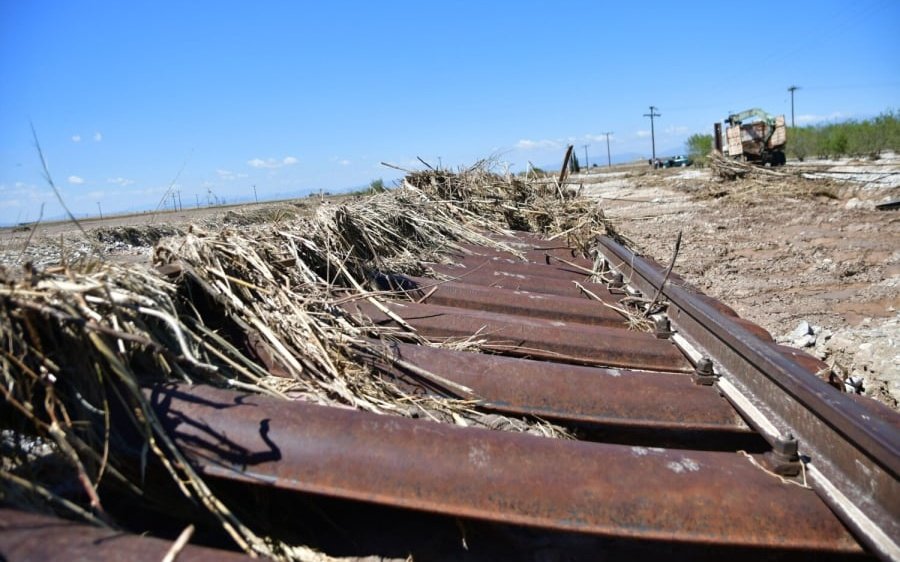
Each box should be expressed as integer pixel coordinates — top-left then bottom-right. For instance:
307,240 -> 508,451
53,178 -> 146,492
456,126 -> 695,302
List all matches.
177,190 -> 183,211
253,184 -> 258,203
582,144 -> 590,169
96,202 -> 102,219
787,85 -> 800,127
602,132 -> 613,168
196,194 -> 200,208
643,106 -> 661,163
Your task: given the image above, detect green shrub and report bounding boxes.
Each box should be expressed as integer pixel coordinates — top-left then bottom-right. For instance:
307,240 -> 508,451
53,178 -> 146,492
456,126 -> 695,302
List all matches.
687,133 -> 713,165
786,110 -> 898,160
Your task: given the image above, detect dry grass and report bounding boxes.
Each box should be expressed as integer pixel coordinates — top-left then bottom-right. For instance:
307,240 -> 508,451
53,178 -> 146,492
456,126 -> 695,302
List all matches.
0,160 -> 612,559
691,152 -> 846,203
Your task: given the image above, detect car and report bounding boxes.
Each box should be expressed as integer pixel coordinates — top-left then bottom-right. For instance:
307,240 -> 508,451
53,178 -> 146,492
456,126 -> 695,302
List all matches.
664,155 -> 693,168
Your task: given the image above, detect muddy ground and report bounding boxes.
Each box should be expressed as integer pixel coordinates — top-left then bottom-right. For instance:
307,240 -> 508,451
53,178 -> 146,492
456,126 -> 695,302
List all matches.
2,157 -> 898,409
579,153 -> 899,409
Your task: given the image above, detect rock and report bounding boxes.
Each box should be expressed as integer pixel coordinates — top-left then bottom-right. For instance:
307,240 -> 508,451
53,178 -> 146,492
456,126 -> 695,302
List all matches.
845,198 -> 876,210
815,329 -> 833,347
790,321 -> 817,347
844,374 -> 864,394
794,334 -> 817,348
791,321 -> 812,340
820,314 -> 900,409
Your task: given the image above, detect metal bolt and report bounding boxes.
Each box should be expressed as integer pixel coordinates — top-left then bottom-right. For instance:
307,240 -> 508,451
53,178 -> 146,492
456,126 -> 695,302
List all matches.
653,316 -> 672,339
766,432 -> 801,476
692,356 -> 717,386
772,432 -> 799,460
696,357 -> 713,375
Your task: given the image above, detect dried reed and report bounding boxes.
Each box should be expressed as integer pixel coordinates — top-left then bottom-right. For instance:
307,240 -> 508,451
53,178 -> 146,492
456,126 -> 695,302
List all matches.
1,159 -> 610,559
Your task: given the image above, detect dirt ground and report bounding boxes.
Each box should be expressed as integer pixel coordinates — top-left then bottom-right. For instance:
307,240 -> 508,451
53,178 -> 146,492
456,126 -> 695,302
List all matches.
578,153 -> 900,409
2,159 -> 897,409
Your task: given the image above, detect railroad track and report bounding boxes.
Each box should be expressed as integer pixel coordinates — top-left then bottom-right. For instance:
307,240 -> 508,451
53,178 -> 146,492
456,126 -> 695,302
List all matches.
2,231 -> 897,561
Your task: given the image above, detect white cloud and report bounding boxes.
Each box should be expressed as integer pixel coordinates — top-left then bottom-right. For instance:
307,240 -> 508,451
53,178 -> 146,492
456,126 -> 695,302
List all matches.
515,139 -> 560,150
93,132 -> 103,142
635,130 -> 652,138
68,175 -> 85,184
216,169 -> 248,180
71,135 -> 82,143
106,177 -> 134,187
338,159 -> 351,166
247,156 -> 299,169
664,125 -> 689,135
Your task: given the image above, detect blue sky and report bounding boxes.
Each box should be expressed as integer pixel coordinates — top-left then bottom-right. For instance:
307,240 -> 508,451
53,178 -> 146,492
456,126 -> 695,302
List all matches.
1,1 -> 898,224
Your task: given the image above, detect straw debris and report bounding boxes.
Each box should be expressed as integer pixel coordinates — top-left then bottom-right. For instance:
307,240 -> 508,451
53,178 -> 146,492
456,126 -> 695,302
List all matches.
1,159 -> 612,559
702,152 -> 844,202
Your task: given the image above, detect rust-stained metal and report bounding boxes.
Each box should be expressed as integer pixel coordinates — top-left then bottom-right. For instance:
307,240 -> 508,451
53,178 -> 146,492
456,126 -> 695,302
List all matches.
374,274 -> 627,326
596,236 -> 900,559
558,144 -> 574,186
428,262 -> 611,299
346,300 -> 691,372
7,220 -> 892,561
427,263 -> 596,297
446,250 -> 594,280
453,243 -> 597,270
381,342 -> 753,442
0,508 -> 249,561
482,231 -> 599,268
148,383 -> 864,554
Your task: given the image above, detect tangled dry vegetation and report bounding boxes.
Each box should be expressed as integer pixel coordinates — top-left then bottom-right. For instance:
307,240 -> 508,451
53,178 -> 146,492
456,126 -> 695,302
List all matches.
699,152 -> 845,202
0,162 -> 612,560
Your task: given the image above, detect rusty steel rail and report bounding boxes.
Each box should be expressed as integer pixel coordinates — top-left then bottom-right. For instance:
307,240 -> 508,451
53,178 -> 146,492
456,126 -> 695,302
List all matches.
0,508 -> 249,561
148,383 -> 863,554
345,300 -> 691,372
442,250 -> 595,280
381,341 -> 755,447
374,273 -> 627,326
595,236 -> 900,560
13,229 -> 893,559
428,262 -> 607,299
464,235 -> 598,268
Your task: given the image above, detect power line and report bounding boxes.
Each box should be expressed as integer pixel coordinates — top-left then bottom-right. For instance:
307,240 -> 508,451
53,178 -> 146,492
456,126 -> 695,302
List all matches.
643,106 -> 661,162
788,85 -> 800,127
602,132 -> 613,168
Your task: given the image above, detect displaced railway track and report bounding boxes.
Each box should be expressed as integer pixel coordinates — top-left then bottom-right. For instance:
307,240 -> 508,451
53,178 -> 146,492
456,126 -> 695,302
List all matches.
2,231 -> 897,560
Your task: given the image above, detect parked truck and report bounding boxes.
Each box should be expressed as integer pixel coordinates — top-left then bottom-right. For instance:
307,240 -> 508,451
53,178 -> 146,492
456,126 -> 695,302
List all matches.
722,108 -> 787,166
